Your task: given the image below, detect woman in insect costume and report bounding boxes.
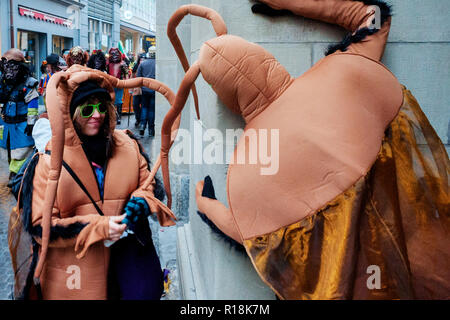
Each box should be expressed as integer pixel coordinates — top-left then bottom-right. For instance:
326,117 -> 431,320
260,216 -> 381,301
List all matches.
8,65 -> 182,300
161,1 -> 449,299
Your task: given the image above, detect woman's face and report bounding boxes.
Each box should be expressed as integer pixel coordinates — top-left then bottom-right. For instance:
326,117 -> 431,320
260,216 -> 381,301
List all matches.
74,97 -> 106,136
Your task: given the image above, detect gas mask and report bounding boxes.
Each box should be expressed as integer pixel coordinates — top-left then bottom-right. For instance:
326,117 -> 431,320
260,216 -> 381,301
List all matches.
1,58 -> 27,85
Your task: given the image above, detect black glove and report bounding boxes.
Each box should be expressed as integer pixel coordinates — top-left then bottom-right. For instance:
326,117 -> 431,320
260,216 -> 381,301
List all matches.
251,2 -> 291,17
201,175 -> 217,200
196,176 -> 245,252
24,124 -> 33,136
122,197 -> 152,246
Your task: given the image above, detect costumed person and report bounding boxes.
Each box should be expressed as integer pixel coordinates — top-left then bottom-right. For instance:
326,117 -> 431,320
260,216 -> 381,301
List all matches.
38,61 -> 48,97
131,53 -> 145,128
8,65 -> 178,300
0,49 -> 39,183
38,53 -> 64,105
65,46 -> 89,68
87,49 -> 107,73
136,47 -> 156,137
161,2 -> 450,299
107,47 -> 129,125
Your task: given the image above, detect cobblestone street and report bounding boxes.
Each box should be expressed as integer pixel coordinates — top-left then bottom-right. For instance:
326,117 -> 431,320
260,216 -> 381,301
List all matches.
0,154 -> 15,299
0,114 -> 180,300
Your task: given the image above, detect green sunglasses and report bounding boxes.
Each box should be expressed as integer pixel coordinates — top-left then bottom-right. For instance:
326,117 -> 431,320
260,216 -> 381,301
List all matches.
79,102 -> 107,118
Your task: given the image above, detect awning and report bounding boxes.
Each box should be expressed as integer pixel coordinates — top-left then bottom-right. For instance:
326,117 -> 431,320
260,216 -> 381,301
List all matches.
19,6 -> 73,28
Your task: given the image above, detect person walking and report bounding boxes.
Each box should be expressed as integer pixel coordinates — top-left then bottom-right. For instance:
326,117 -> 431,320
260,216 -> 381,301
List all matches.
136,48 -> 156,137
131,53 -> 145,128
107,48 -> 129,125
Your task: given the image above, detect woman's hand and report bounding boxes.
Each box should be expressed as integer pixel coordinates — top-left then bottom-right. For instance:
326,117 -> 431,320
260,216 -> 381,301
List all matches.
108,214 -> 127,241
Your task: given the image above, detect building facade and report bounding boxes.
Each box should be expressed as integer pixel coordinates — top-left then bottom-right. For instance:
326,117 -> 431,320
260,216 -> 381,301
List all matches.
0,0 -> 87,78
0,0 -> 155,76
120,0 -> 156,59
86,0 -> 121,53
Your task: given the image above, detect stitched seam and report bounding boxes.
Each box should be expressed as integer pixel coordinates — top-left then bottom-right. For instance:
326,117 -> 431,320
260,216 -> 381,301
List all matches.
204,42 -> 272,103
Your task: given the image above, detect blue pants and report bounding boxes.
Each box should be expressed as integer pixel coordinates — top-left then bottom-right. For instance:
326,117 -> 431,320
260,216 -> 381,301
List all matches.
133,94 -> 142,123
140,91 -> 155,132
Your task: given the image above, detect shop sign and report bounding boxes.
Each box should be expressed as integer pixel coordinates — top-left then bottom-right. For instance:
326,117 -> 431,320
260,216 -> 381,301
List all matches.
19,6 -> 73,28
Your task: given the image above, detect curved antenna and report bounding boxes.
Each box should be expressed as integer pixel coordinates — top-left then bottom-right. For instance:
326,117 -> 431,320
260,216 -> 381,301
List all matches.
167,4 -> 227,120
161,62 -> 201,209
115,76 -> 182,188
33,71 -> 68,281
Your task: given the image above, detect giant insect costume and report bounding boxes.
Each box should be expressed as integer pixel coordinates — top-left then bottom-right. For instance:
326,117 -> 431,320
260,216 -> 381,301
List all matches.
8,65 -> 181,299
160,2 -> 449,299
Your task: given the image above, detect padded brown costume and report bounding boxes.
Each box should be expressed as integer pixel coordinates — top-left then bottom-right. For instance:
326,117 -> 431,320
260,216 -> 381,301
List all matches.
161,2 -> 449,299
10,65 -> 181,299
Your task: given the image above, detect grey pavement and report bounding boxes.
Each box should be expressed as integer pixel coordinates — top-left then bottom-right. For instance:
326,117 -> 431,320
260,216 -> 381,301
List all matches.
0,154 -> 15,300
0,113 -> 180,300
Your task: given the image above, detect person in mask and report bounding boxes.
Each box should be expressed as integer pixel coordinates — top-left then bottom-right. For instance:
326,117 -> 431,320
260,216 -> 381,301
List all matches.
136,47 -> 156,137
0,48 -> 39,182
107,47 -> 129,125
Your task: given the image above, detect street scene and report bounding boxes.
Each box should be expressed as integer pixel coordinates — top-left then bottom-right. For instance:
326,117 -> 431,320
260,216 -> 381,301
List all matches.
0,0 -> 449,303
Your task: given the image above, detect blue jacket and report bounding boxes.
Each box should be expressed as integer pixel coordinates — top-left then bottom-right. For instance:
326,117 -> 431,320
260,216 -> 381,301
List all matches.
0,76 -> 39,149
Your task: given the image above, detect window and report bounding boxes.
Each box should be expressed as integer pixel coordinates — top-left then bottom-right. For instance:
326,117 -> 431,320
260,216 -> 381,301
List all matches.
101,22 -> 112,52
88,18 -> 100,52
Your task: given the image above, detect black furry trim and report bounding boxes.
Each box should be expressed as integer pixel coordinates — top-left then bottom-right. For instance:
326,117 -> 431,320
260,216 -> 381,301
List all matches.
17,152 -> 39,233
31,222 -> 88,241
325,0 -> 392,55
125,130 -> 166,202
19,239 -> 40,300
197,211 -> 246,253
251,3 -> 292,17
198,176 -> 245,253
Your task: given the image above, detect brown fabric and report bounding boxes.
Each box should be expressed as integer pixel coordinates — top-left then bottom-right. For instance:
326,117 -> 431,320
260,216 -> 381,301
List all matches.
31,130 -> 167,299
28,65 -> 178,299
244,88 -> 450,299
